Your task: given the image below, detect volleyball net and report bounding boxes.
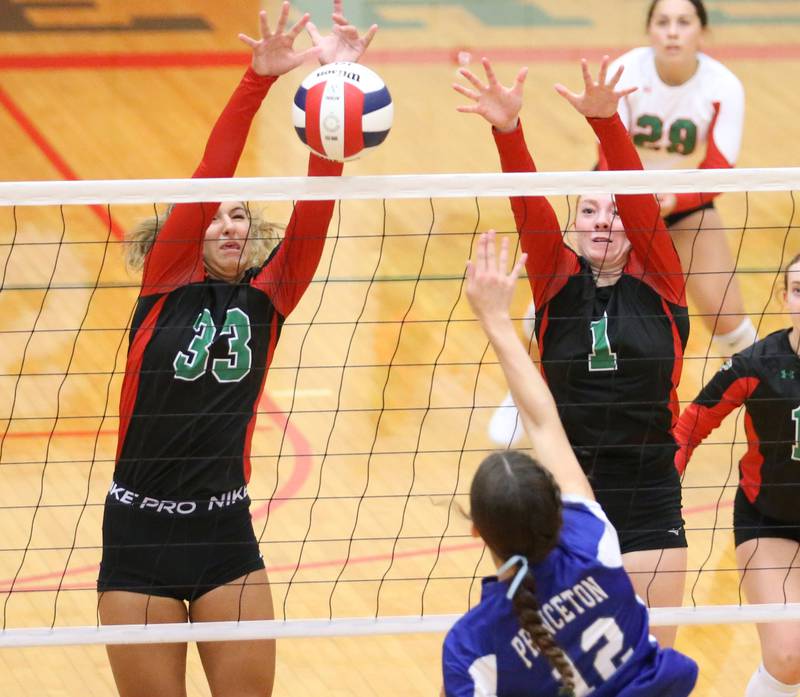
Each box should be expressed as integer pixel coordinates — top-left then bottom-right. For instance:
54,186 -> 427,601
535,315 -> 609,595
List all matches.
1,168 -> 799,648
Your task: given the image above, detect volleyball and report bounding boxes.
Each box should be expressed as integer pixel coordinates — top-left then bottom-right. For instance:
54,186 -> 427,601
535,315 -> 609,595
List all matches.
292,61 -> 393,162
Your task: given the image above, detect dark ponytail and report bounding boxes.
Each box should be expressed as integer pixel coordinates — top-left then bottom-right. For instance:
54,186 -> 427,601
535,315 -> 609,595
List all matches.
470,451 -> 574,695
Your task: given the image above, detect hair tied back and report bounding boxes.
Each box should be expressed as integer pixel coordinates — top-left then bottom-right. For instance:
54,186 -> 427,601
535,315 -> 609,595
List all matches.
497,554 -> 529,599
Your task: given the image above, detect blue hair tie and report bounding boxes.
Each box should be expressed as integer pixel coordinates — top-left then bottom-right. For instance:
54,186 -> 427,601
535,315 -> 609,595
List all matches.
497,554 -> 529,599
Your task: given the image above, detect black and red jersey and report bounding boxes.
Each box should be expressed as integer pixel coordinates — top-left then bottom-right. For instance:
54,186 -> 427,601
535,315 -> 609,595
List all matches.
114,68 -> 342,501
493,114 -> 688,474
675,329 -> 800,523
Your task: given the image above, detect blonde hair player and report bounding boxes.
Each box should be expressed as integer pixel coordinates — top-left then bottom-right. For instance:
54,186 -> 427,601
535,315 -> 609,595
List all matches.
441,230 -> 698,697
97,3 -> 377,697
674,254 -> 800,697
454,57 -> 690,648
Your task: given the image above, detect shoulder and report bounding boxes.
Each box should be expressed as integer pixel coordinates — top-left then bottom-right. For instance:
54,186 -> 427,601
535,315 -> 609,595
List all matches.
611,47 -> 652,81
560,495 -> 623,569
697,53 -> 744,97
443,601 -> 498,695
741,328 -> 792,361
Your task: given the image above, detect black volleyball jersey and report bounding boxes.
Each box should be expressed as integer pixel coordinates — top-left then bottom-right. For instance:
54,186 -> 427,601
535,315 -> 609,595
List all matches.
114,68 -> 342,501
675,329 -> 800,523
493,115 -> 689,473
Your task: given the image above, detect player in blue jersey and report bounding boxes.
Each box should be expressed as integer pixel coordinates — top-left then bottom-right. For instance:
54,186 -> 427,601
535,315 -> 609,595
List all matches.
442,230 -> 698,697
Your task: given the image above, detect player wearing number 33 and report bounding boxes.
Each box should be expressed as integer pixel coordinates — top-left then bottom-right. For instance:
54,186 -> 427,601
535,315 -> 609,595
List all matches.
96,4 -> 377,697
442,231 -> 697,697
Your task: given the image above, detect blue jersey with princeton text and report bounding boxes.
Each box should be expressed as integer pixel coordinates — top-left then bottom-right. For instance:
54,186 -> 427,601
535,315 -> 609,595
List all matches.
442,497 -> 697,696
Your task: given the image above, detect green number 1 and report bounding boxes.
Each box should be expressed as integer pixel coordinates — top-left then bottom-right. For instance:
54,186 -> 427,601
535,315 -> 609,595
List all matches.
174,308 -> 252,383
588,313 -> 618,372
791,406 -> 800,461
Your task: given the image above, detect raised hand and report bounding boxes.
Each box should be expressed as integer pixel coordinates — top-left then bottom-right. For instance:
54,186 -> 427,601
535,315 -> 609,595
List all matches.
238,2 -> 321,77
453,57 -> 527,133
306,0 -> 378,65
466,230 -> 528,328
554,56 -> 636,119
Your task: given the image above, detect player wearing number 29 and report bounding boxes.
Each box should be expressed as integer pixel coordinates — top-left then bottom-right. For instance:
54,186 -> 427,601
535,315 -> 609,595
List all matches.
605,0 -> 756,358
97,4 -> 376,697
454,58 -> 688,647
442,231 -> 697,697
674,255 -> 800,697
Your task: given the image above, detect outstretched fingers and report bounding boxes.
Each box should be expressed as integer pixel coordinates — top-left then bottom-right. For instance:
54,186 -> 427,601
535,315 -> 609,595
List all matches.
457,67 -> 486,92
513,66 -> 529,92
510,251 -> 528,283
481,57 -> 499,87
287,12 -> 312,40
484,229 -> 497,273
597,55 -> 610,87
452,81 -> 480,102
362,23 -> 379,49
238,32 -> 258,49
553,83 -> 579,107
258,9 -> 272,38
274,1 -> 290,35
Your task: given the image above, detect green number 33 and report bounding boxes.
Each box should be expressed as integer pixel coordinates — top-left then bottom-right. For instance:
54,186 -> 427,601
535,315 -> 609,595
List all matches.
173,308 -> 252,383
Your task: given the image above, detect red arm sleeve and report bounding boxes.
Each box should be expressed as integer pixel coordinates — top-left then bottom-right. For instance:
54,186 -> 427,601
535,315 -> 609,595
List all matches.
671,102 -> 731,214
140,68 -> 277,296
588,113 -> 685,305
492,122 -> 579,308
253,154 -> 344,317
673,354 -> 758,474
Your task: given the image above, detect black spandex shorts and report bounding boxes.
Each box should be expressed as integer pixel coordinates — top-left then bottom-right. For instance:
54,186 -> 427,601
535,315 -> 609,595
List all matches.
589,464 -> 687,555
734,487 -> 800,547
98,497 -> 265,602
664,200 -> 716,228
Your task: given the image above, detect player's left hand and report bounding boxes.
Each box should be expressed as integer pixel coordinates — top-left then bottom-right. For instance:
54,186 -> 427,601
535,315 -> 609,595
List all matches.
466,230 -> 528,330
239,3 -> 321,77
306,0 -> 378,65
554,56 -> 636,119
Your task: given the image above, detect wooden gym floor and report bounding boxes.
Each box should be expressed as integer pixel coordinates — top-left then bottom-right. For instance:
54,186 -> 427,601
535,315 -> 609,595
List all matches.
1,1 -> 800,695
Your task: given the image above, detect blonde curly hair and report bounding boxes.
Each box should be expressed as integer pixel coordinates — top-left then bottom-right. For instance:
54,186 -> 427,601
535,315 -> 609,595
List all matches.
124,203 -> 283,273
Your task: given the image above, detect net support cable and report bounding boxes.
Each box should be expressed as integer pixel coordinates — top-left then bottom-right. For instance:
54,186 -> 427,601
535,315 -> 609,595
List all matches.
0,604 -> 798,649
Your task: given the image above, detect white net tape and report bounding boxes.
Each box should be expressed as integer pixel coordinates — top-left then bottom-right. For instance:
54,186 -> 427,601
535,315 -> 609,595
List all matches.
0,167 -> 799,206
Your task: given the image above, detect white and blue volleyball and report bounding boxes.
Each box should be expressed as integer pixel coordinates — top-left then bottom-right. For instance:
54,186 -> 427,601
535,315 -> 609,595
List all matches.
293,62 -> 393,162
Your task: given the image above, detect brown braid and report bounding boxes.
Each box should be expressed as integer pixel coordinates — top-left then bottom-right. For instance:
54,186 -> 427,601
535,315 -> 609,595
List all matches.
512,570 -> 575,696
470,451 -> 576,694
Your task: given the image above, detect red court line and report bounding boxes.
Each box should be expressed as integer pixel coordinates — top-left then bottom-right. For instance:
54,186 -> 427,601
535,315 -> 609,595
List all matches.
0,44 -> 799,72
0,86 -> 124,239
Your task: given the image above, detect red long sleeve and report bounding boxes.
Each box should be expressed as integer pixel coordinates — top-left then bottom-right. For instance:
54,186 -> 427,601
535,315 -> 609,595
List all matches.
141,68 -> 277,296
492,121 -> 578,308
588,114 -> 685,306
253,153 -> 343,317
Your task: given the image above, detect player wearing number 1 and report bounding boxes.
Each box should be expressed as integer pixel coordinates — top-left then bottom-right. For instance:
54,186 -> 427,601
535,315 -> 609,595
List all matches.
442,231 -> 697,697
97,4 -> 376,697
674,255 -> 800,697
454,58 -> 688,647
